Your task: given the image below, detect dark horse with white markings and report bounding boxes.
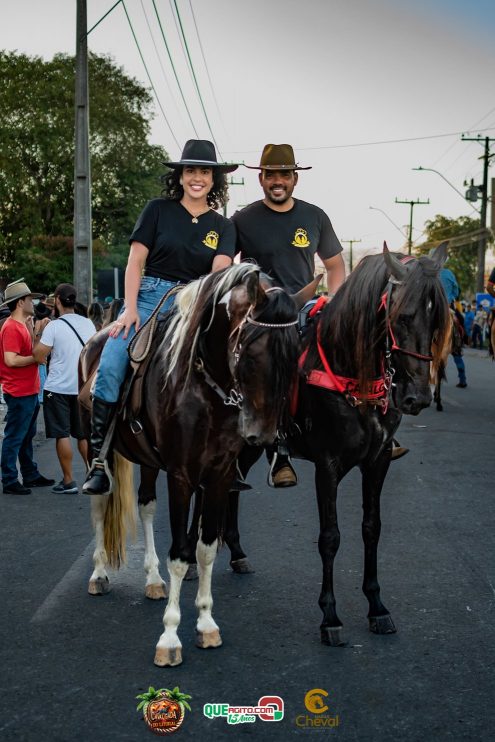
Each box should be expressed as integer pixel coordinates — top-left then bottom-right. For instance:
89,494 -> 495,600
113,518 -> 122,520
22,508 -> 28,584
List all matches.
79,263 -> 309,666
223,245 -> 450,646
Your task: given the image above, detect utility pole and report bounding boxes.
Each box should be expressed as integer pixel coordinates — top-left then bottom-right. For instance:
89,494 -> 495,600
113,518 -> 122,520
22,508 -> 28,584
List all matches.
394,197 -> 430,255
224,177 -> 245,217
461,135 -> 495,293
341,238 -> 361,272
74,0 -> 92,305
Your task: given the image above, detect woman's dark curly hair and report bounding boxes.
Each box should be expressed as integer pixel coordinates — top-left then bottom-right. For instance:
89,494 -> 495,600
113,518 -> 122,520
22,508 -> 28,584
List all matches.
161,167 -> 229,211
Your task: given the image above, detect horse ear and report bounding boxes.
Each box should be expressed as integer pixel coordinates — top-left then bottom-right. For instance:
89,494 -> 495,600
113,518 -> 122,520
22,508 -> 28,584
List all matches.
428,240 -> 448,268
245,270 -> 263,306
291,274 -> 324,310
383,242 -> 408,282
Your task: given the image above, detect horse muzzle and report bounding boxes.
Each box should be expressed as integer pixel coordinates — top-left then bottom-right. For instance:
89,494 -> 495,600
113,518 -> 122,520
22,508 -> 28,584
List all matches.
395,384 -> 432,415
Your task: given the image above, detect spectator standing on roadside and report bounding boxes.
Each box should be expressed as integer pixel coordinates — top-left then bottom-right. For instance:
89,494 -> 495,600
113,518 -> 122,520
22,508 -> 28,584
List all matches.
33,284 -> 95,494
471,304 -> 485,349
88,302 -> 104,332
0,279 -> 55,495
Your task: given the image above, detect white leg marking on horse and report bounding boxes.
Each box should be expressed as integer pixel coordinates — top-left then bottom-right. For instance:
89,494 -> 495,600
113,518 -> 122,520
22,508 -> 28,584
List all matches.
156,558 -> 188,655
195,538 -> 221,640
139,501 -> 167,598
89,495 -> 109,584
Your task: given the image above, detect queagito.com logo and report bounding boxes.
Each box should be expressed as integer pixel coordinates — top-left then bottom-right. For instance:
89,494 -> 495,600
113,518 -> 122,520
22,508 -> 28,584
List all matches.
203,695 -> 284,725
295,688 -> 340,728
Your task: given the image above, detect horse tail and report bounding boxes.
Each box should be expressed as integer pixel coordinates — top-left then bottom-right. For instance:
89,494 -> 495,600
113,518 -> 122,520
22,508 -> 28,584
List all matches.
103,452 -> 137,569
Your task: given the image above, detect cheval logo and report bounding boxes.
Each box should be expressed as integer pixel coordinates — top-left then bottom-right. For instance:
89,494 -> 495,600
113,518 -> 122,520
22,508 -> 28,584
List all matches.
295,688 -> 340,728
292,227 -> 310,247
137,685 -> 192,735
202,230 -> 219,249
203,695 -> 284,725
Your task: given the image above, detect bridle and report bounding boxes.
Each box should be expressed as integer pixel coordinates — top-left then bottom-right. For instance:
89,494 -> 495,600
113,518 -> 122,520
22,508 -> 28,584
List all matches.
380,280 -> 434,365
196,286 -> 298,409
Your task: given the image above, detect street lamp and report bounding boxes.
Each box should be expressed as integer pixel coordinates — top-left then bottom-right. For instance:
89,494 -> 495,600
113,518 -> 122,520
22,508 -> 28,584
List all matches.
412,166 -> 481,214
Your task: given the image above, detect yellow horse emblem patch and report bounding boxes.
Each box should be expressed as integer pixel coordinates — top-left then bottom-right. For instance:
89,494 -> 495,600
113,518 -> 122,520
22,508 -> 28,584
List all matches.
292,228 -> 310,248
203,230 -> 219,250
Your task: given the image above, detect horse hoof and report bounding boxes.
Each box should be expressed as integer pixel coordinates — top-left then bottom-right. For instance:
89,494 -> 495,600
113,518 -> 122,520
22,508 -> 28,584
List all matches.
145,582 -> 167,600
369,614 -> 397,634
184,564 -> 198,581
320,626 -> 348,647
196,629 -> 222,649
88,577 -> 110,595
154,646 -> 182,667
230,557 -> 255,574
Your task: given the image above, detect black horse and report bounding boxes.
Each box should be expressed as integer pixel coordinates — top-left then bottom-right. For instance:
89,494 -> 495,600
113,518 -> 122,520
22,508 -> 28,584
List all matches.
223,244 -> 450,646
79,263 -> 314,666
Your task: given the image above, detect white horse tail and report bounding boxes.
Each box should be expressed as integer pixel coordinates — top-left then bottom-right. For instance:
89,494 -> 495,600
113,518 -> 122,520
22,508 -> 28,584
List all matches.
103,451 -> 137,569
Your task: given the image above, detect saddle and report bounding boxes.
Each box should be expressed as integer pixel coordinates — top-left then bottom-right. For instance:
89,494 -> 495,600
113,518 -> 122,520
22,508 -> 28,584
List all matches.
79,286 -> 182,466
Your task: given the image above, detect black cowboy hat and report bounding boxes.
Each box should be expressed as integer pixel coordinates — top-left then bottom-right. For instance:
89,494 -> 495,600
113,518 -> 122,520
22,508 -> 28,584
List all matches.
163,139 -> 238,173
245,143 -> 312,171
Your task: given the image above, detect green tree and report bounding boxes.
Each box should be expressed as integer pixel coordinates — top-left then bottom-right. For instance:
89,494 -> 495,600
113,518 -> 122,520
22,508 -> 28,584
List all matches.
0,51 -> 168,291
414,214 -> 484,297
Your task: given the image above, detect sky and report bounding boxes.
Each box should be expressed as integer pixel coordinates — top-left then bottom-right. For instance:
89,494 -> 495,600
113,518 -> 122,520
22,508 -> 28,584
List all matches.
2,0 -> 495,269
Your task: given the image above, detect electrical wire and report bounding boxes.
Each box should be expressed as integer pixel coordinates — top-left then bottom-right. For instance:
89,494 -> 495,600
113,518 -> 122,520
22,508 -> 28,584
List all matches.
121,0 -> 180,149
170,0 -> 222,156
139,0 -> 190,135
151,0 -> 200,139
188,0 -> 230,145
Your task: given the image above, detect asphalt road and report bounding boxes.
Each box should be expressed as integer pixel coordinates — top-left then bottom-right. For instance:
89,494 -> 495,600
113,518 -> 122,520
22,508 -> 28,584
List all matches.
0,348 -> 493,741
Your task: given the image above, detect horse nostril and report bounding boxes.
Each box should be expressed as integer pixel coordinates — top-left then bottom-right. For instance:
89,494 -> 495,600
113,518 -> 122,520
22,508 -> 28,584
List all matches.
245,435 -> 259,445
402,396 -> 417,409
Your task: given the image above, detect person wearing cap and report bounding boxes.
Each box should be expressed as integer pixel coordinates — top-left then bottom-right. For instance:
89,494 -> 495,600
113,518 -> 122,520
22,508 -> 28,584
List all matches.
232,143 -> 346,487
83,139 -> 238,496
0,279 -> 55,495
33,284 -> 96,494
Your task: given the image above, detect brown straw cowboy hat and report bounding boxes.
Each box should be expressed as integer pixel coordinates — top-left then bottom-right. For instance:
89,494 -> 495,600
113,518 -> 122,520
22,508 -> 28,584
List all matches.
0,278 -> 42,309
245,143 -> 312,171
163,139 -> 239,173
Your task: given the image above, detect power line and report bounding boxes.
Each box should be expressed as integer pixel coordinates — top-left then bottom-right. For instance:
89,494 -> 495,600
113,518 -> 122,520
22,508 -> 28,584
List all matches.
151,0 -> 200,140
188,0 -> 230,144
121,0 -> 180,149
224,127 -> 495,155
139,0 -> 190,135
170,0 -> 222,156
86,0 -> 123,37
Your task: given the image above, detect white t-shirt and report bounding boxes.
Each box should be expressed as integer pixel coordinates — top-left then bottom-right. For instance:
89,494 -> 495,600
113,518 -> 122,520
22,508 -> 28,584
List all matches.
41,314 -> 96,395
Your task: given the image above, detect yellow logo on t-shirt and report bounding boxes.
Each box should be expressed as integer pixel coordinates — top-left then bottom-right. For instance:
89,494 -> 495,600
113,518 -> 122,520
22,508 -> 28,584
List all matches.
203,231 -> 219,250
292,228 -> 310,248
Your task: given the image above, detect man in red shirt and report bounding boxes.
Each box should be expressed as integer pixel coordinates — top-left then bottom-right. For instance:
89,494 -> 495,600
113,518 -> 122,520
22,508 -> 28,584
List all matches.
0,279 -> 54,495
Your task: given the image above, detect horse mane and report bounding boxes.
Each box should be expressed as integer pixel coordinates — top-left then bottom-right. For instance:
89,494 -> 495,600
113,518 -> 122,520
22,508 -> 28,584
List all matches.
304,252 -> 450,397
161,263 -> 260,385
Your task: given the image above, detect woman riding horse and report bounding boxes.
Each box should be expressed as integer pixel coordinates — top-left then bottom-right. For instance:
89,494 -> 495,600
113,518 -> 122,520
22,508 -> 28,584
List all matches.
83,139 -> 239,496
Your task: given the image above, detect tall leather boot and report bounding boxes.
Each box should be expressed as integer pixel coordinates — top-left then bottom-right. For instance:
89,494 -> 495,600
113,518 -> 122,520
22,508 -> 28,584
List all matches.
82,398 -> 117,495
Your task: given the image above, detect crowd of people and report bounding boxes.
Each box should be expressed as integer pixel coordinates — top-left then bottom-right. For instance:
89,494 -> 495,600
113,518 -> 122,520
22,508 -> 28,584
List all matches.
1,137 -> 493,497
0,282 -> 128,495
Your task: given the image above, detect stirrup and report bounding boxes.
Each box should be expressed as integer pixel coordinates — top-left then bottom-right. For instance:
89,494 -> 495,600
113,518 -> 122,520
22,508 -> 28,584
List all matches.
229,462 -> 252,492
268,452 -> 298,488
82,458 -> 113,496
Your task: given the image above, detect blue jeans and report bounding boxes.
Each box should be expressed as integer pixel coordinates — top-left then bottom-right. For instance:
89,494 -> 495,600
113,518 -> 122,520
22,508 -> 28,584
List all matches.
94,276 -> 179,403
1,393 -> 40,486
452,353 -> 466,385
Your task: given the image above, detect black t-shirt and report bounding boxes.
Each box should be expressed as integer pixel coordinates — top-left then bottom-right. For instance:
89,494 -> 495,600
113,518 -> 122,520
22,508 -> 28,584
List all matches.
130,199 -> 236,282
489,266 -> 495,284
232,199 -> 342,292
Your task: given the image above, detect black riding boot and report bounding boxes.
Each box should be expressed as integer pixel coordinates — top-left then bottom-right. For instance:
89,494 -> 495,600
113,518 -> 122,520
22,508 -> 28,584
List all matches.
82,398 -> 117,495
